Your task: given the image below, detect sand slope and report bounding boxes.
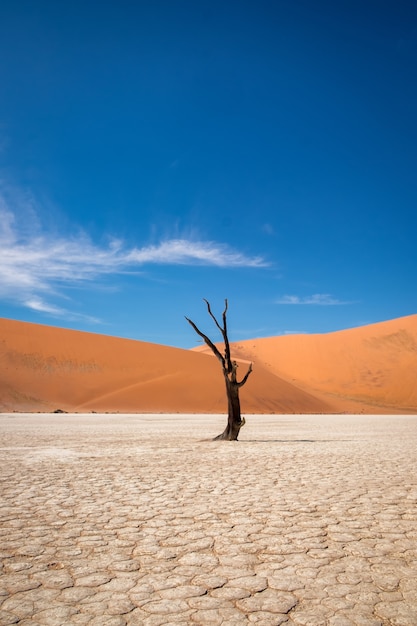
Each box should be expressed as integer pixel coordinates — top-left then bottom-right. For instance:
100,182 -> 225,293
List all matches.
0,318 -> 332,414
229,314 -> 417,412
1,315 -> 416,413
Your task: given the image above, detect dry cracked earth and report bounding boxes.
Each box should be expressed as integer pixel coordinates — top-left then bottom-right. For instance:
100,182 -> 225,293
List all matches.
0,413 -> 416,626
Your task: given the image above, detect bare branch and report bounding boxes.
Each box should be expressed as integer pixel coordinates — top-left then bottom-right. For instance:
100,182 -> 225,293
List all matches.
203,299 -> 224,335
237,362 -> 253,387
222,299 -> 232,373
202,298 -> 233,373
185,316 -> 225,367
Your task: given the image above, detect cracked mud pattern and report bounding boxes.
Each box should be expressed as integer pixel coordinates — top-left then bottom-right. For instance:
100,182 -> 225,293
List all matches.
0,413 -> 416,626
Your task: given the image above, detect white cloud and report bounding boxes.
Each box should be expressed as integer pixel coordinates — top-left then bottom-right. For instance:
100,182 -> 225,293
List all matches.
24,297 -> 66,315
276,294 -> 348,305
0,202 -> 267,318
126,239 -> 266,267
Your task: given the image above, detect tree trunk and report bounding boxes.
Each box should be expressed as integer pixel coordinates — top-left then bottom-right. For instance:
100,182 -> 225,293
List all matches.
213,374 -> 246,440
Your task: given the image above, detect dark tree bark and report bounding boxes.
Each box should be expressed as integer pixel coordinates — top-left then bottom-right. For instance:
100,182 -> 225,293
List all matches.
185,299 -> 253,441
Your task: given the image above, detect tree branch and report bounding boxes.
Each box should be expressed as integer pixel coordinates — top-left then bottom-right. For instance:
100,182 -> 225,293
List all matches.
203,298 -> 232,373
185,316 -> 225,368
222,299 -> 232,373
237,362 -> 253,387
203,299 -> 224,336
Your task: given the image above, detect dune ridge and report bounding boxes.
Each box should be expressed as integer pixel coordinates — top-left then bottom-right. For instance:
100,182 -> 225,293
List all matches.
1,315 -> 416,413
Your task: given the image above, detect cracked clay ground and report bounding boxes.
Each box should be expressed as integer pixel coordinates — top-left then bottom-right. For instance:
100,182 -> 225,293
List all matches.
0,413 -> 416,626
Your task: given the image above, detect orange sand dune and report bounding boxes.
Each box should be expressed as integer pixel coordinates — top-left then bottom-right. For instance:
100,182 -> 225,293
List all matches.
0,318 -> 333,414
1,315 -> 416,414
228,314 -> 417,413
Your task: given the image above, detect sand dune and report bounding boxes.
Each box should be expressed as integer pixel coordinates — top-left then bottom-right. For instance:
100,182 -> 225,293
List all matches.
0,318 -> 331,414
229,314 -> 417,413
1,315 -> 416,413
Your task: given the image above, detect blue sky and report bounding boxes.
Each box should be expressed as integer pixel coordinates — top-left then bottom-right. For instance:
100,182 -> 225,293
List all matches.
0,0 -> 416,348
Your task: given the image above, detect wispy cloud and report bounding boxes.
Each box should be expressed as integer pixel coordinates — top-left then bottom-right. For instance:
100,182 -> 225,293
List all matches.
276,294 -> 349,305
126,239 -> 266,267
24,297 -> 66,315
0,202 -> 267,318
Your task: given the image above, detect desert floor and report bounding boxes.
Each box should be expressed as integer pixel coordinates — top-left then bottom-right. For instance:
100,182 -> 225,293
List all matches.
1,413 -> 416,626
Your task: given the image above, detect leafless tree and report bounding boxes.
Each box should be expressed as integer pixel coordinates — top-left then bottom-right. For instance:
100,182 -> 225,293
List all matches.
185,299 -> 253,440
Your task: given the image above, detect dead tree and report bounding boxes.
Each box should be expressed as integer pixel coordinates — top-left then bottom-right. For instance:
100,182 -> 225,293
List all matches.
185,299 -> 253,441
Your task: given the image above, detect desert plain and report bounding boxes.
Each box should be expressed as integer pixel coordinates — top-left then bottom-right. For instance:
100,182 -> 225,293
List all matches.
1,412 -> 417,625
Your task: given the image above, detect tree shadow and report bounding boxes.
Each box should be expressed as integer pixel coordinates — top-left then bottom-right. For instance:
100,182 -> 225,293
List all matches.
240,439 -> 349,443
